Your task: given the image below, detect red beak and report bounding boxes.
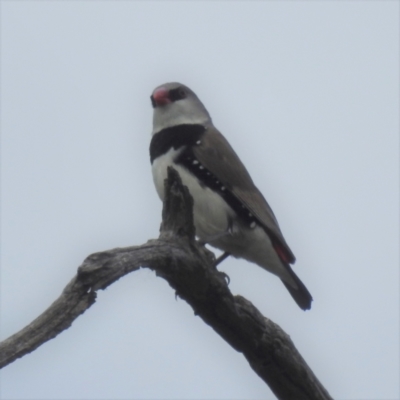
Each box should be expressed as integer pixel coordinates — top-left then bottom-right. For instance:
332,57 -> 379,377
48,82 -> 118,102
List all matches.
152,88 -> 171,106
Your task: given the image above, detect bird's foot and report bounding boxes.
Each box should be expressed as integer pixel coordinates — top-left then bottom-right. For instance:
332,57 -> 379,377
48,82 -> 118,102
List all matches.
214,252 -> 231,284
218,270 -> 231,285
214,252 -> 230,267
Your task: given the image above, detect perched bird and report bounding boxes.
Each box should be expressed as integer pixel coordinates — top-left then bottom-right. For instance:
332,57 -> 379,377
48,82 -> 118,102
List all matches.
149,82 -> 313,310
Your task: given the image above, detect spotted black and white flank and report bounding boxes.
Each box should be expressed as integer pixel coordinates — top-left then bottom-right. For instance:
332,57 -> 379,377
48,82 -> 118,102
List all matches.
150,124 -> 258,229
149,82 -> 313,310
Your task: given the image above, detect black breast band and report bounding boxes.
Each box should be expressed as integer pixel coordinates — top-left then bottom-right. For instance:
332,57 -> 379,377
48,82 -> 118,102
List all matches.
150,124 -> 206,163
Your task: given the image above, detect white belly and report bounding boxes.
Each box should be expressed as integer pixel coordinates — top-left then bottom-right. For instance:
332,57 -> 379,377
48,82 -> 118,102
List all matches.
151,148 -> 294,284
152,148 -> 234,240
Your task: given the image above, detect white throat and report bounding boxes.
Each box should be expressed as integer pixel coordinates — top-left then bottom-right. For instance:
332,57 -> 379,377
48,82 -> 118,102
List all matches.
152,114 -> 209,135
152,100 -> 211,135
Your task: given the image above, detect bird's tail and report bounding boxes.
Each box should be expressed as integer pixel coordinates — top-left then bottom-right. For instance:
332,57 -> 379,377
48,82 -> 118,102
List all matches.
281,265 -> 313,311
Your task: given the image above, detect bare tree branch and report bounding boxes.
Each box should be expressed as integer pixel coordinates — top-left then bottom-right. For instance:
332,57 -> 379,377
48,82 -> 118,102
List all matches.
0,167 -> 333,400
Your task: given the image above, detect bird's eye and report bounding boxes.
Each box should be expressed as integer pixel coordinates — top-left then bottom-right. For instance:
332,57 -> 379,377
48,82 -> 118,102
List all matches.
169,88 -> 187,102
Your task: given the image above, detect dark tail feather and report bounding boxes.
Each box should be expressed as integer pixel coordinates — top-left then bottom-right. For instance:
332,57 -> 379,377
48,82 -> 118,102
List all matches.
281,265 -> 313,311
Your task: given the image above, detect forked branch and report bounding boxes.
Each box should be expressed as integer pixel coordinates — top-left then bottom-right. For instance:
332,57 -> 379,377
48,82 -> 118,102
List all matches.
0,167 -> 333,400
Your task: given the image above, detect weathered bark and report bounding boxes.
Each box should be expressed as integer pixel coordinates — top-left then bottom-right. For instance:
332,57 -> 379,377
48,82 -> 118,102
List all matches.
0,167 -> 333,400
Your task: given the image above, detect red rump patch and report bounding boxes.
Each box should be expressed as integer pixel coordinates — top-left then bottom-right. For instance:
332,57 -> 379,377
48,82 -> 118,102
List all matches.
271,238 -> 294,264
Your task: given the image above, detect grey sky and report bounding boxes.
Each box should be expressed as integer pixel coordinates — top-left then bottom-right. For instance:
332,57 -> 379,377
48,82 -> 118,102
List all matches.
1,2 -> 399,399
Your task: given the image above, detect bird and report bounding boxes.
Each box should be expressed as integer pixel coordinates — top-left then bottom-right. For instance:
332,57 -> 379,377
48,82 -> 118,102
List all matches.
149,82 -> 313,310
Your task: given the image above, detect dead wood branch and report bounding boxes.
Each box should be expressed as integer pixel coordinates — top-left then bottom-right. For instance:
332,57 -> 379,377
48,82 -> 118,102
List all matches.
0,167 -> 333,400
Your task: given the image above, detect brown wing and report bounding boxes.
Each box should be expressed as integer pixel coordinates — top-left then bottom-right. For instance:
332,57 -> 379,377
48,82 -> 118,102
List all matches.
193,126 -> 296,264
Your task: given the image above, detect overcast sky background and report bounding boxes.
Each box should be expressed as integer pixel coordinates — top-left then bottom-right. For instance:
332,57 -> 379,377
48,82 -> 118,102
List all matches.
1,2 -> 399,399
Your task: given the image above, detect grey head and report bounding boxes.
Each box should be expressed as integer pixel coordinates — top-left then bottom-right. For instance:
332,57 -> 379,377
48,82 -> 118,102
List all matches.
151,82 -> 212,135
